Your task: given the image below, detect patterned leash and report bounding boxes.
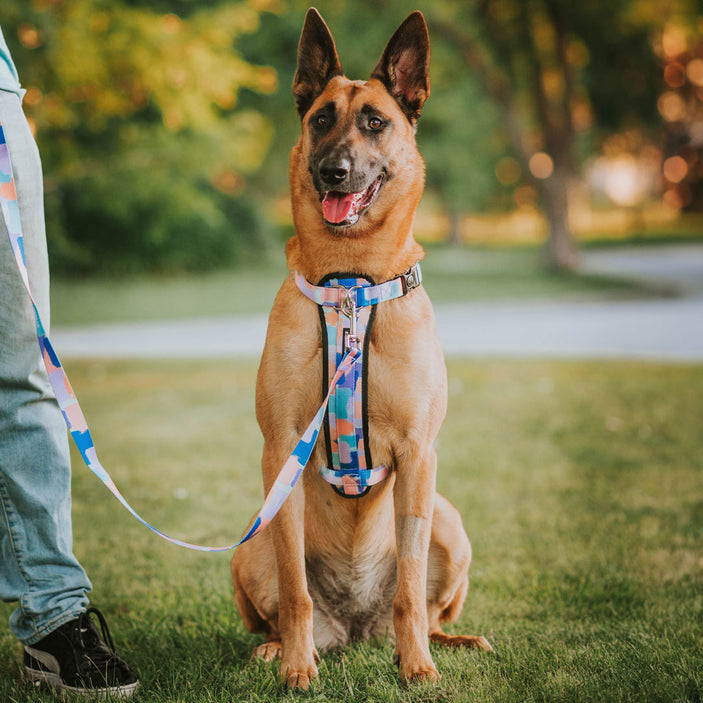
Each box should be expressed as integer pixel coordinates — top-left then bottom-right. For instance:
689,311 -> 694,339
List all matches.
0,120 -> 360,552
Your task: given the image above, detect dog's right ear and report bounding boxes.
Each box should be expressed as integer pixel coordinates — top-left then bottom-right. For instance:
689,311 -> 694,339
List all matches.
293,8 -> 343,119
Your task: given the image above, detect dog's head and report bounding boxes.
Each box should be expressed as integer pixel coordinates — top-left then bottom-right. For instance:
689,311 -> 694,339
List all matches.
291,9 -> 430,235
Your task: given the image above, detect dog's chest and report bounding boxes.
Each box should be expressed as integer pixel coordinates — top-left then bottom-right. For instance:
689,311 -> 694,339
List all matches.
306,549 -> 397,649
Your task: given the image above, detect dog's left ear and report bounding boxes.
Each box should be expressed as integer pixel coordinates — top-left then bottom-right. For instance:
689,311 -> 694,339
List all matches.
371,11 -> 430,124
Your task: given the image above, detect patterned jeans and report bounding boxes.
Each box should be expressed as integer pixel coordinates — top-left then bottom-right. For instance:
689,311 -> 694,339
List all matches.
0,90 -> 90,645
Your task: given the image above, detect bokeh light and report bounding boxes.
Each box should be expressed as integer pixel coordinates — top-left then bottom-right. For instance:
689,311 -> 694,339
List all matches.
529,152 -> 554,180
663,155 -> 689,184
495,157 -> 521,186
658,91 -> 687,122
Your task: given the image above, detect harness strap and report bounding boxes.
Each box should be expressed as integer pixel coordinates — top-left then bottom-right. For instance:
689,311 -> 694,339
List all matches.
295,263 -> 422,308
0,120 -> 355,552
319,465 -> 390,492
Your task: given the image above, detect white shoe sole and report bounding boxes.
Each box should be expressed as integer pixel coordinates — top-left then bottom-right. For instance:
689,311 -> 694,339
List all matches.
25,664 -> 139,698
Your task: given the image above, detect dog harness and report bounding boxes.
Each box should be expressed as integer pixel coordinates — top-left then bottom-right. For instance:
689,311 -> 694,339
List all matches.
295,263 -> 423,497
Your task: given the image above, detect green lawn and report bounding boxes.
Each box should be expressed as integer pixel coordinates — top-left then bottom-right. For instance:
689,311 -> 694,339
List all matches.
49,245 -> 648,327
1,358 -> 700,702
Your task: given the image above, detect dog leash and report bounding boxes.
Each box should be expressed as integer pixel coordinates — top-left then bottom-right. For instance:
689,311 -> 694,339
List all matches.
0,120 -> 362,552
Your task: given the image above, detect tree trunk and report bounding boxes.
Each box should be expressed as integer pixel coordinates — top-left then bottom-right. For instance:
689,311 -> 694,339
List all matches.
540,167 -> 578,272
447,210 -> 462,245
434,6 -> 581,272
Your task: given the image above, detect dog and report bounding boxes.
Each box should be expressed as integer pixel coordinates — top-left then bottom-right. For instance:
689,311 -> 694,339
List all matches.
231,8 -> 491,689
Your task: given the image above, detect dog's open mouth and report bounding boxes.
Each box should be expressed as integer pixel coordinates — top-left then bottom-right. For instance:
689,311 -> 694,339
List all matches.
320,176 -> 383,228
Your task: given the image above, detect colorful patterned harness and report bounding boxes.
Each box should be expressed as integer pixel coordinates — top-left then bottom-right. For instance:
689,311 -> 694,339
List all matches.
295,264 -> 423,497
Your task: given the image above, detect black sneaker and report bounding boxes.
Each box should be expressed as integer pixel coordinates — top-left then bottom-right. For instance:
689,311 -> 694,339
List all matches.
24,607 -> 139,698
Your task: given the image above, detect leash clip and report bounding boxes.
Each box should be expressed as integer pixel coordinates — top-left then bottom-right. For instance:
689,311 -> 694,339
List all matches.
341,287 -> 359,350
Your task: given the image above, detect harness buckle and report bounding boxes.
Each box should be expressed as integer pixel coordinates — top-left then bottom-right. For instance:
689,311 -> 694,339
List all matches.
401,263 -> 423,294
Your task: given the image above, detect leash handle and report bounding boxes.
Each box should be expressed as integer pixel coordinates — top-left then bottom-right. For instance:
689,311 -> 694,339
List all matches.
0,121 -> 355,551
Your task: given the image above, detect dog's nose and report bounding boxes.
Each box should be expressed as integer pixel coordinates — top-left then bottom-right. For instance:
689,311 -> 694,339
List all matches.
319,158 -> 350,187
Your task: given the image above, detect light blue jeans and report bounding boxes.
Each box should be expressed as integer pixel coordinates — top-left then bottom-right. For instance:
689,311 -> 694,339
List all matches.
0,90 -> 91,645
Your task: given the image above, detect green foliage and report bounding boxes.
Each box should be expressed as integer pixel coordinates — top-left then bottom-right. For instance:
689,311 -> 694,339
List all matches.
0,0 -> 280,273
44,113 -> 273,273
551,0 -> 661,133
420,66 -> 503,215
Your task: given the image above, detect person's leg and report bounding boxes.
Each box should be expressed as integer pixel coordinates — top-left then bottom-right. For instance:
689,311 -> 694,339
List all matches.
0,89 -> 92,646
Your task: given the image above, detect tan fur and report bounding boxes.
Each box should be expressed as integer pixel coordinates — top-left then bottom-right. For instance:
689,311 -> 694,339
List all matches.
231,10 -> 491,689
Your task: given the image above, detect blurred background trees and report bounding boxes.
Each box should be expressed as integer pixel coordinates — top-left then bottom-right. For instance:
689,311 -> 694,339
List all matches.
0,0 -> 701,275
1,0 -> 280,273
431,0 -> 662,270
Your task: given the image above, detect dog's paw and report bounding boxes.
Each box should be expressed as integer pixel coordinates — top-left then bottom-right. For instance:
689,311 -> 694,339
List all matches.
284,670 -> 316,690
402,663 -> 441,683
395,650 -> 440,683
280,658 -> 319,690
252,641 -> 282,662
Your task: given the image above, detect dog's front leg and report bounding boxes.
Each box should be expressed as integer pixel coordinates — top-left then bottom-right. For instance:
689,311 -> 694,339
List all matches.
393,446 -> 439,682
263,444 -> 318,689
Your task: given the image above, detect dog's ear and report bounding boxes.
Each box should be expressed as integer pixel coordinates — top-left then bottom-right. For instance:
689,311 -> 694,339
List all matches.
371,11 -> 430,124
293,8 -> 343,119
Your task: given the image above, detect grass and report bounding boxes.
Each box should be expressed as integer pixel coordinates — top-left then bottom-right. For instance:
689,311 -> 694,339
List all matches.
49,244 -> 649,327
1,357 -> 701,701
49,261 -> 289,327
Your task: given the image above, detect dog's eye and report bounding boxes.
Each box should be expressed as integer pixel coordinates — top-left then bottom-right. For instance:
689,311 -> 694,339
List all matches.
315,114 -> 330,129
368,117 -> 384,131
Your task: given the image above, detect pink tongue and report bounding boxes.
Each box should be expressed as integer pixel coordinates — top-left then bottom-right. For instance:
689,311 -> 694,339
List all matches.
322,192 -> 356,224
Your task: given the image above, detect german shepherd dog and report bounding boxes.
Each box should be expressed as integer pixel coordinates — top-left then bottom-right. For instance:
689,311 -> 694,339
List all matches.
231,8 -> 491,689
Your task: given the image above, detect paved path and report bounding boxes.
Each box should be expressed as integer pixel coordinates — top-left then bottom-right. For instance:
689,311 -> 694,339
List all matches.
52,245 -> 703,362
580,243 -> 703,294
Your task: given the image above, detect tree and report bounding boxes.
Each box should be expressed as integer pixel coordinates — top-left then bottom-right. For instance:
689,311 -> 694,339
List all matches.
432,0 -> 663,271
0,0 -> 280,273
